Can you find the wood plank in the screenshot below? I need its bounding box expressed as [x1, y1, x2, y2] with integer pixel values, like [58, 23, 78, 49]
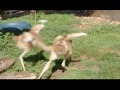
[0, 72, 36, 79]
[0, 58, 15, 73]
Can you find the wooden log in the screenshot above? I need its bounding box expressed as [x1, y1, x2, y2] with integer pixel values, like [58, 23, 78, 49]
[0, 58, 15, 73]
[0, 72, 36, 79]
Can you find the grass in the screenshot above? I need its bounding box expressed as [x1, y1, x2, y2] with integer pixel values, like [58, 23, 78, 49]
[0, 12, 120, 79]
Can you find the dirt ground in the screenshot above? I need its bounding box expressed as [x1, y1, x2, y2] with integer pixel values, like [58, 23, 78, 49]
[73, 16, 120, 31]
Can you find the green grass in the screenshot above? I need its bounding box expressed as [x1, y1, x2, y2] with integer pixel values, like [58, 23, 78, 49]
[0, 12, 120, 79]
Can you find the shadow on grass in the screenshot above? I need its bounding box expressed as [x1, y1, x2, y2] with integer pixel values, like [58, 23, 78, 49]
[24, 50, 48, 66]
[46, 58, 81, 79]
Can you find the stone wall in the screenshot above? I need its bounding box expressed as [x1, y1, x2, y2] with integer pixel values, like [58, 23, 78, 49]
[91, 10, 120, 21]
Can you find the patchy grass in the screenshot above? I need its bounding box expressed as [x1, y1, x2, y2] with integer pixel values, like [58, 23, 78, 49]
[0, 12, 120, 79]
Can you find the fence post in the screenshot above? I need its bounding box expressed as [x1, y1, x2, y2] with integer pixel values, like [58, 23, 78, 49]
[8, 10, 13, 17]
